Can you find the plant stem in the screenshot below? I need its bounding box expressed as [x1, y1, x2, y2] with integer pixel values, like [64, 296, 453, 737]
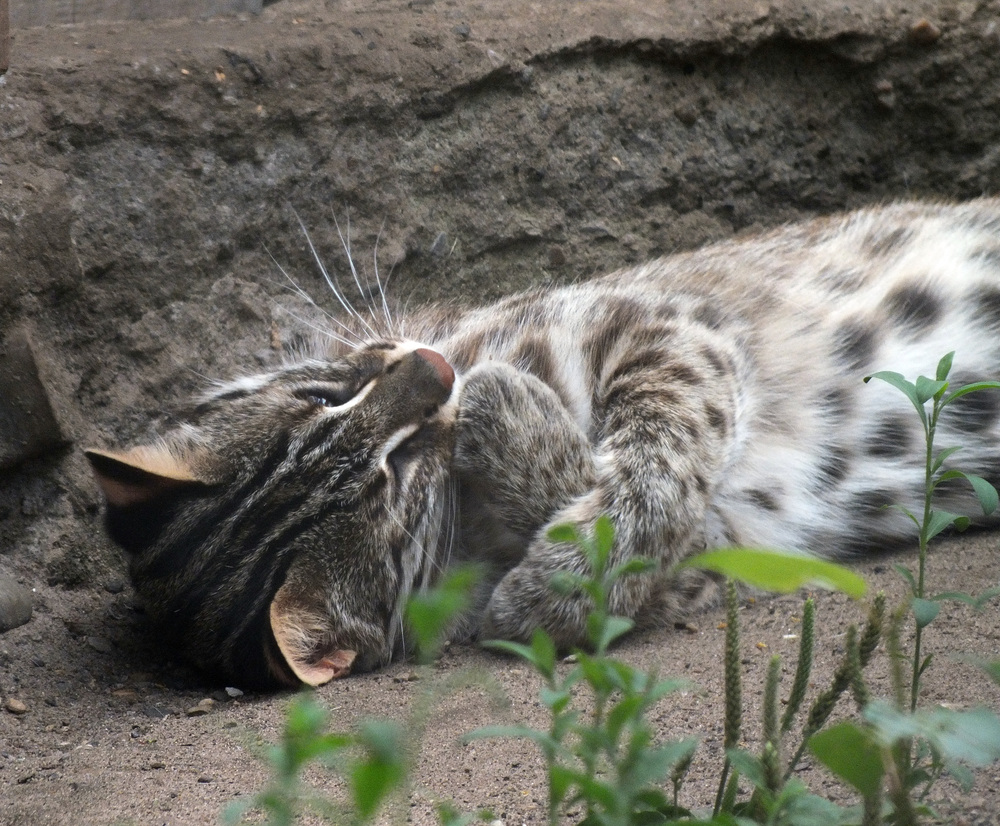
[911, 397, 939, 713]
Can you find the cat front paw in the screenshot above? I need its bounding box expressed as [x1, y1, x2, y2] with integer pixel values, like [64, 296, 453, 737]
[482, 558, 592, 648]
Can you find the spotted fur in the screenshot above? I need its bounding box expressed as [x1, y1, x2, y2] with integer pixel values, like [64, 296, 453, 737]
[88, 199, 1000, 687]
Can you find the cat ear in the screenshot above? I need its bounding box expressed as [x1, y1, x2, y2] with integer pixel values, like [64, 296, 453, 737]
[268, 582, 357, 686]
[85, 446, 211, 507]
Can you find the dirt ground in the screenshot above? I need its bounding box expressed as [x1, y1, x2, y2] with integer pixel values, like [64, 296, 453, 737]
[1, 0, 1000, 823]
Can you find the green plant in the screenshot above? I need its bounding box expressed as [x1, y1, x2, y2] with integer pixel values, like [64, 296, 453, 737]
[865, 352, 1000, 712]
[799, 353, 1000, 822]
[223, 693, 407, 826]
[473, 527, 884, 826]
[470, 517, 697, 826]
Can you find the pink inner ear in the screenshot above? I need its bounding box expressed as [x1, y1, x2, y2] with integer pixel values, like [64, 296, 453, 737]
[85, 447, 204, 508]
[95, 473, 192, 508]
[306, 649, 358, 685]
[268, 594, 357, 686]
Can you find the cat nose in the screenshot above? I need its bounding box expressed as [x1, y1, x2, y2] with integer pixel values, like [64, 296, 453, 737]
[414, 348, 455, 392]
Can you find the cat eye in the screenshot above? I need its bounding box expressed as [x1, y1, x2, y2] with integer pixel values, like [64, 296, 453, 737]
[295, 387, 355, 408]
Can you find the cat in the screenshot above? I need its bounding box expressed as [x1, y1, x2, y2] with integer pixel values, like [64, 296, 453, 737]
[86, 198, 1000, 689]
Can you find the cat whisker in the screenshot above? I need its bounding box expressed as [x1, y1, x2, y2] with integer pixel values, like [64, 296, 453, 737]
[332, 212, 384, 333]
[293, 210, 379, 340]
[281, 308, 359, 351]
[371, 219, 395, 336]
[263, 245, 367, 347]
[384, 503, 448, 586]
[443, 477, 459, 572]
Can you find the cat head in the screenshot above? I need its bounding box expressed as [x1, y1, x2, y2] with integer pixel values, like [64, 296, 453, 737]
[86, 343, 457, 688]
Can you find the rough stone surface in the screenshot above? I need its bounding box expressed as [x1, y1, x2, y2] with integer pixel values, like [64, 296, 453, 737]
[0, 574, 31, 632]
[0, 330, 65, 472]
[0, 1, 998, 824]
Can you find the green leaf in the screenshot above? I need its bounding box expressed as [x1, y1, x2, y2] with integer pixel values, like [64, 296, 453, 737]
[935, 470, 999, 515]
[350, 721, 407, 821]
[529, 629, 557, 681]
[546, 522, 581, 545]
[482, 634, 559, 681]
[808, 722, 884, 798]
[405, 565, 479, 662]
[595, 615, 634, 652]
[935, 351, 955, 382]
[593, 514, 615, 559]
[932, 445, 963, 473]
[682, 548, 866, 599]
[222, 797, 254, 826]
[548, 764, 576, 811]
[779, 787, 855, 826]
[973, 585, 1000, 610]
[865, 370, 927, 424]
[549, 570, 589, 596]
[912, 597, 940, 629]
[629, 740, 700, 788]
[931, 707, 1000, 766]
[915, 375, 948, 404]
[925, 509, 970, 542]
[963, 473, 999, 515]
[943, 380, 1000, 406]
[725, 748, 767, 789]
[974, 659, 1000, 686]
[540, 685, 571, 714]
[609, 557, 659, 581]
[464, 724, 560, 752]
[893, 563, 917, 594]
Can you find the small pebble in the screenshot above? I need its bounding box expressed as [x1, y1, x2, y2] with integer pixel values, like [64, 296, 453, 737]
[224, 686, 244, 699]
[142, 705, 170, 720]
[149, 761, 165, 770]
[674, 101, 700, 126]
[5, 698, 29, 714]
[103, 579, 125, 594]
[197, 775, 214, 783]
[909, 19, 941, 44]
[185, 698, 215, 717]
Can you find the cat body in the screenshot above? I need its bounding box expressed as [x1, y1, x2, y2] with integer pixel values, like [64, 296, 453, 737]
[87, 199, 1000, 687]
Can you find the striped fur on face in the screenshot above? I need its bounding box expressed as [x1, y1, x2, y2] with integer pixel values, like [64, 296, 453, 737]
[87, 344, 457, 687]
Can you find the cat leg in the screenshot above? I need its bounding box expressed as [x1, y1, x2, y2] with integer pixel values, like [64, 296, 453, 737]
[453, 362, 597, 568]
[483, 335, 739, 648]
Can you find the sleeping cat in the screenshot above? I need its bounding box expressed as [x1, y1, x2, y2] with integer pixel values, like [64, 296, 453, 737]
[86, 199, 1000, 688]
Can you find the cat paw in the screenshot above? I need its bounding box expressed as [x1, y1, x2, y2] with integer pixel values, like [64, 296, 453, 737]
[482, 558, 592, 648]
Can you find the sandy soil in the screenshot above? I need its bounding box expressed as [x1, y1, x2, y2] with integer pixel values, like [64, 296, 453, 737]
[1, 1, 999, 823]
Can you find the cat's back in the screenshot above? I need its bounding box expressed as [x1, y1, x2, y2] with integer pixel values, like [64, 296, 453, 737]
[423, 198, 1000, 396]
